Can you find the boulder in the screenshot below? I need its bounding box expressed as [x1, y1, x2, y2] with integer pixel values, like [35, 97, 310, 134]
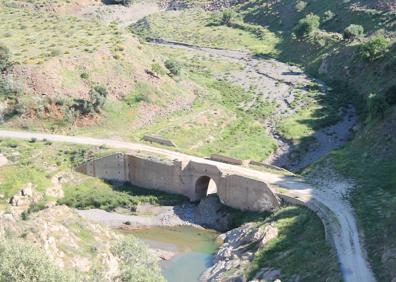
[21, 183, 34, 197]
[252, 267, 281, 281]
[9, 183, 37, 207]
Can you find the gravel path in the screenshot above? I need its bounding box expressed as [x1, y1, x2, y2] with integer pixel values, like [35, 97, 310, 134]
[0, 130, 376, 282]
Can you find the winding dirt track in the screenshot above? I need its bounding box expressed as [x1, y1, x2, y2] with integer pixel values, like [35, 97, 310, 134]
[0, 130, 375, 282]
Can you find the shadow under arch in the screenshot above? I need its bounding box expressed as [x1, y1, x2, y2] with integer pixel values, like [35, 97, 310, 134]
[195, 176, 218, 199]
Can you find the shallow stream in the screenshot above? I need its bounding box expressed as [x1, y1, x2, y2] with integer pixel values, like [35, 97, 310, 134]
[130, 226, 219, 282]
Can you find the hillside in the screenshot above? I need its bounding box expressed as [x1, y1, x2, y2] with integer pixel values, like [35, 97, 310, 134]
[130, 0, 396, 280]
[0, 0, 395, 281]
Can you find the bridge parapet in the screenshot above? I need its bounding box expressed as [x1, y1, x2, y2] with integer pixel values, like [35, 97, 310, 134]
[76, 153, 280, 212]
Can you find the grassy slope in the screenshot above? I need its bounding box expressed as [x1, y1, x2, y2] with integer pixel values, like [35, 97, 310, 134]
[249, 207, 341, 282]
[233, 1, 396, 280]
[131, 6, 345, 154]
[238, 0, 396, 106]
[133, 8, 280, 54]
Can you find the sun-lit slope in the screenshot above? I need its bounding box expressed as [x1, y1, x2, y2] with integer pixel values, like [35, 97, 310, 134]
[0, 5, 197, 131]
[132, 8, 279, 55]
[0, 3, 279, 162]
[237, 0, 396, 104]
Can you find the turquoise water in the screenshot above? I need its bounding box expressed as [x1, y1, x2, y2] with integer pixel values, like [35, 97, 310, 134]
[130, 226, 219, 282]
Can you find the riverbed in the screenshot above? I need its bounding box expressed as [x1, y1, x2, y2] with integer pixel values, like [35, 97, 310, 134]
[126, 226, 219, 282]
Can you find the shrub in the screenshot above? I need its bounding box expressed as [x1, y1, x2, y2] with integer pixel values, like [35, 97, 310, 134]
[89, 85, 108, 112]
[367, 93, 388, 120]
[72, 99, 94, 115]
[360, 35, 390, 61]
[80, 72, 89, 80]
[0, 239, 73, 282]
[294, 13, 320, 39]
[295, 1, 307, 12]
[323, 10, 335, 22]
[221, 9, 235, 26]
[112, 237, 165, 282]
[123, 82, 151, 105]
[150, 63, 165, 77]
[0, 43, 10, 71]
[343, 24, 364, 40]
[164, 59, 181, 76]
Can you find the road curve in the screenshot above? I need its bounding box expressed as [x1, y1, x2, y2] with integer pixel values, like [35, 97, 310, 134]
[0, 130, 375, 282]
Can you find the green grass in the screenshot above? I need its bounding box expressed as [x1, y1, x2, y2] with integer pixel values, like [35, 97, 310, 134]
[0, 7, 124, 64]
[248, 206, 341, 281]
[0, 166, 51, 199]
[132, 9, 279, 55]
[58, 177, 187, 211]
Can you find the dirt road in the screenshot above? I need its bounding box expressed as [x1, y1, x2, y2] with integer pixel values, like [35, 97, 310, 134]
[0, 130, 375, 282]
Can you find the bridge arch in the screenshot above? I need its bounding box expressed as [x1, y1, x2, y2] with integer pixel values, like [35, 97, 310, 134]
[195, 176, 218, 199]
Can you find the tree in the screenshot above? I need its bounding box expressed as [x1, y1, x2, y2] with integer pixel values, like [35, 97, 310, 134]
[367, 93, 388, 120]
[294, 13, 320, 39]
[0, 43, 10, 71]
[164, 59, 181, 76]
[343, 24, 364, 40]
[360, 35, 390, 61]
[89, 85, 108, 112]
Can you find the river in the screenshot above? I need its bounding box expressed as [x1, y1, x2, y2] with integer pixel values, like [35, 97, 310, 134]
[129, 226, 219, 282]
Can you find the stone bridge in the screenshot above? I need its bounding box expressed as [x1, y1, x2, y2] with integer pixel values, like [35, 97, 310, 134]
[76, 153, 280, 212]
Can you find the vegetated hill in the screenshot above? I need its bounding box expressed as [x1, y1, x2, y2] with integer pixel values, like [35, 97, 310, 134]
[226, 0, 396, 280]
[138, 0, 396, 280]
[0, 1, 281, 161]
[0, 2, 197, 131]
[237, 0, 396, 107]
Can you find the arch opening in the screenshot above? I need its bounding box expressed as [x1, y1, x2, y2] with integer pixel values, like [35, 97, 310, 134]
[195, 176, 218, 199]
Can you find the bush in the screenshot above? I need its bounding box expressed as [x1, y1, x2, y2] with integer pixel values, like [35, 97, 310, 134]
[89, 85, 108, 112]
[80, 72, 89, 80]
[367, 93, 388, 120]
[112, 237, 165, 282]
[343, 24, 364, 40]
[0, 43, 10, 71]
[150, 63, 165, 77]
[360, 35, 390, 61]
[221, 9, 235, 26]
[165, 59, 181, 76]
[323, 10, 335, 22]
[0, 239, 73, 282]
[294, 13, 320, 39]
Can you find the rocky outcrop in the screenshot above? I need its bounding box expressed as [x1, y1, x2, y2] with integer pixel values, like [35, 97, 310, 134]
[202, 222, 279, 282]
[9, 183, 41, 207]
[0, 206, 121, 279]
